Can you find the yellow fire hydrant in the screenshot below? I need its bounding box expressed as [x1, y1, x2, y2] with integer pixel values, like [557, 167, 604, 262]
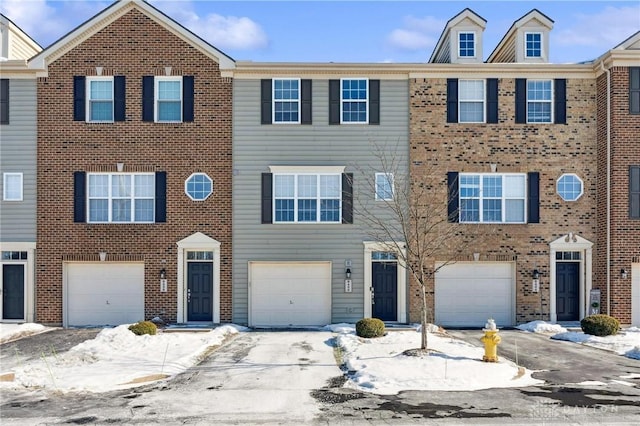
[480, 318, 501, 362]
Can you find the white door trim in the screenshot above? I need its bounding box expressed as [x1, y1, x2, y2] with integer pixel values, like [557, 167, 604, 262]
[177, 232, 221, 324]
[0, 242, 36, 323]
[549, 234, 593, 322]
[632, 263, 640, 326]
[363, 241, 407, 322]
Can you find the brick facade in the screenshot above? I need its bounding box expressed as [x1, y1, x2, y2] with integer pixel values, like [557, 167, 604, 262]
[36, 9, 233, 325]
[409, 76, 598, 324]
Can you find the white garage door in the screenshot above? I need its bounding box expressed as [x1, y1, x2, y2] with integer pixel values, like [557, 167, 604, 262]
[249, 262, 331, 327]
[435, 262, 514, 327]
[66, 263, 144, 327]
[632, 264, 640, 326]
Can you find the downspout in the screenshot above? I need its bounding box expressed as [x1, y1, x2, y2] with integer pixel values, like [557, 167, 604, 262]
[600, 61, 611, 316]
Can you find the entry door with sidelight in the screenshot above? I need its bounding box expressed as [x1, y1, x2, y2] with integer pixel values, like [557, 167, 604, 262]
[372, 252, 398, 321]
[187, 251, 214, 322]
[556, 262, 579, 321]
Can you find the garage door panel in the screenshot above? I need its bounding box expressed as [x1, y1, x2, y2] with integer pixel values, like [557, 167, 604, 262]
[67, 263, 144, 327]
[435, 263, 514, 327]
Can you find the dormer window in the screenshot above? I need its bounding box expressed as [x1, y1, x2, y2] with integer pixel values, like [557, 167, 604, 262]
[459, 32, 475, 57]
[525, 32, 542, 58]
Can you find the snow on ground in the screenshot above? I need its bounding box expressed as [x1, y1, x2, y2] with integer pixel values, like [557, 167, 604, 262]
[517, 320, 640, 360]
[0, 323, 54, 343]
[333, 326, 542, 395]
[0, 324, 246, 393]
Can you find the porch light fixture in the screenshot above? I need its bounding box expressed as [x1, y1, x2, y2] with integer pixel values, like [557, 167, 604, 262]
[621, 269, 628, 279]
[346, 268, 351, 279]
[160, 268, 166, 280]
[532, 269, 540, 280]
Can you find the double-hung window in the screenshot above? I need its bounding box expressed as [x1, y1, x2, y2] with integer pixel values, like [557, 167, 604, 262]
[375, 173, 394, 200]
[459, 173, 526, 223]
[459, 80, 485, 123]
[2, 172, 23, 201]
[458, 32, 475, 57]
[341, 78, 368, 123]
[273, 173, 341, 223]
[527, 80, 552, 123]
[155, 77, 182, 122]
[87, 77, 114, 122]
[273, 78, 300, 123]
[88, 173, 155, 223]
[525, 32, 542, 58]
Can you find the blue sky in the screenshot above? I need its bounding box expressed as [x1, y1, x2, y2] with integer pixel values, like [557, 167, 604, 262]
[2, 0, 639, 63]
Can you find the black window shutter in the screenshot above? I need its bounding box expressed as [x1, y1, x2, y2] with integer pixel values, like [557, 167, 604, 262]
[369, 79, 380, 124]
[261, 173, 273, 224]
[73, 171, 86, 223]
[342, 173, 353, 224]
[447, 172, 459, 223]
[515, 78, 527, 124]
[114, 76, 126, 122]
[73, 76, 85, 121]
[630, 166, 640, 218]
[446, 79, 458, 123]
[527, 172, 540, 224]
[0, 79, 8, 124]
[630, 67, 640, 114]
[142, 76, 154, 122]
[260, 79, 272, 124]
[182, 76, 194, 122]
[554, 79, 566, 124]
[155, 172, 167, 223]
[486, 78, 499, 123]
[329, 79, 340, 125]
[301, 79, 312, 124]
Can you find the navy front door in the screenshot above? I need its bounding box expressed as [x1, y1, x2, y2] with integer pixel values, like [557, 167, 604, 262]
[2, 264, 25, 320]
[556, 262, 579, 321]
[372, 262, 397, 321]
[187, 262, 213, 322]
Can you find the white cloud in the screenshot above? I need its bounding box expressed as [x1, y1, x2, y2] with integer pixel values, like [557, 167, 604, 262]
[386, 15, 444, 51]
[556, 5, 640, 48]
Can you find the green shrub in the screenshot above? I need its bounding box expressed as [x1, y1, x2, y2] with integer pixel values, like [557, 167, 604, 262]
[128, 320, 157, 336]
[580, 314, 620, 337]
[356, 318, 385, 338]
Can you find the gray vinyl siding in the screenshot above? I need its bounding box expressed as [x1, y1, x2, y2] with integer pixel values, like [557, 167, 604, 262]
[0, 78, 37, 242]
[232, 78, 409, 325]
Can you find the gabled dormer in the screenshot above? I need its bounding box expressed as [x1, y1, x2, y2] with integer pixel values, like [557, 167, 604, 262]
[487, 9, 553, 64]
[0, 13, 42, 60]
[429, 8, 487, 64]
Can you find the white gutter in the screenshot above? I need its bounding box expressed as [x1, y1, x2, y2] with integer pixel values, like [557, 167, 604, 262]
[600, 61, 611, 316]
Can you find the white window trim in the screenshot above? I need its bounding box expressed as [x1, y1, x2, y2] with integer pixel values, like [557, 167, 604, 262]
[458, 79, 486, 123]
[458, 31, 476, 59]
[375, 172, 394, 200]
[87, 172, 155, 223]
[556, 173, 584, 202]
[185, 172, 213, 201]
[524, 32, 543, 58]
[459, 173, 527, 224]
[526, 79, 554, 124]
[272, 78, 301, 124]
[86, 76, 114, 123]
[2, 172, 23, 201]
[273, 173, 342, 224]
[340, 77, 369, 124]
[154, 76, 183, 123]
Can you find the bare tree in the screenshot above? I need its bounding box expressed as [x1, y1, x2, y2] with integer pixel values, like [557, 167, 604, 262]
[353, 142, 478, 351]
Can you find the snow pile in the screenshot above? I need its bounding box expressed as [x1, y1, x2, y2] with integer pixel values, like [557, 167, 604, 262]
[0, 323, 53, 343]
[517, 320, 567, 334]
[552, 327, 640, 360]
[323, 323, 355, 333]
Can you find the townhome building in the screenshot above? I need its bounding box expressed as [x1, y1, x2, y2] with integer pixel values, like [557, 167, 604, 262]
[0, 14, 41, 323]
[30, 0, 234, 327]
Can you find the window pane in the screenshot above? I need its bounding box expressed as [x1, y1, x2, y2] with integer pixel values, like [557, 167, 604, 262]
[459, 102, 483, 122]
[90, 101, 113, 121]
[526, 33, 542, 57]
[460, 199, 479, 222]
[527, 81, 552, 101]
[483, 176, 502, 197]
[89, 175, 109, 197]
[158, 81, 180, 100]
[459, 175, 480, 197]
[4, 174, 22, 200]
[274, 175, 295, 197]
[459, 33, 474, 57]
[297, 175, 317, 197]
[483, 199, 502, 221]
[505, 199, 525, 222]
[186, 174, 212, 200]
[297, 199, 317, 221]
[505, 175, 525, 197]
[459, 80, 484, 100]
[320, 175, 340, 198]
[90, 81, 112, 100]
[135, 174, 155, 197]
[342, 79, 367, 122]
[89, 199, 108, 222]
[111, 175, 131, 197]
[376, 173, 393, 199]
[158, 102, 181, 121]
[320, 199, 340, 222]
[134, 199, 154, 222]
[557, 174, 582, 201]
[274, 79, 299, 100]
[275, 199, 294, 222]
[112, 199, 131, 222]
[527, 102, 551, 123]
[343, 101, 367, 122]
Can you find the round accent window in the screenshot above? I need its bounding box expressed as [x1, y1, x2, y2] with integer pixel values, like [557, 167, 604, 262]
[556, 174, 583, 201]
[185, 173, 213, 201]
